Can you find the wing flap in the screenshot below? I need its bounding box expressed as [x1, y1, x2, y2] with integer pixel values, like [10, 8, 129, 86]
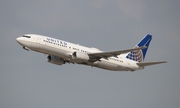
[137, 61, 167, 67]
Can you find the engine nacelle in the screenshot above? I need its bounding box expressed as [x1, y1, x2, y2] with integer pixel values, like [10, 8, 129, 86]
[47, 55, 65, 65]
[71, 52, 89, 63]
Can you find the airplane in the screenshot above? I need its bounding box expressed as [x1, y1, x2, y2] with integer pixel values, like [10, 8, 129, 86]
[16, 34, 166, 71]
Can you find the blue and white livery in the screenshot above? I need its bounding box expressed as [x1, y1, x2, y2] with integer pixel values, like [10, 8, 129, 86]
[126, 34, 152, 62]
[16, 34, 166, 71]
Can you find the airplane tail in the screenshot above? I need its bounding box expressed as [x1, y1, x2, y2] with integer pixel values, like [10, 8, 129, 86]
[126, 34, 152, 62]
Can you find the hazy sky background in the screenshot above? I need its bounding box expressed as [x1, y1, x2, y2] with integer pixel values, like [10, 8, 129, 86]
[0, 0, 180, 108]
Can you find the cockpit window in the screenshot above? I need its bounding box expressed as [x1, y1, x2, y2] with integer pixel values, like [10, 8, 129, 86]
[23, 36, 31, 38]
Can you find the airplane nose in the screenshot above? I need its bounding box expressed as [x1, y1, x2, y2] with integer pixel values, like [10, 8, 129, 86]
[16, 37, 24, 45]
[16, 37, 20, 42]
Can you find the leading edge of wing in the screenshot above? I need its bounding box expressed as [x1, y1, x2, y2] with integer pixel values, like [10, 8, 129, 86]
[88, 46, 147, 60]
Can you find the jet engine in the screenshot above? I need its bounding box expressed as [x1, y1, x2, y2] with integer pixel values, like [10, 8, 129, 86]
[47, 55, 65, 65]
[71, 52, 89, 63]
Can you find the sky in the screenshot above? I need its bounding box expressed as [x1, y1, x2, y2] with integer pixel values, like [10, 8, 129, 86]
[0, 0, 180, 108]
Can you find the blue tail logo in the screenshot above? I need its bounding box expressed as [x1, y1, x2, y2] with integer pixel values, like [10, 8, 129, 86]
[126, 34, 152, 62]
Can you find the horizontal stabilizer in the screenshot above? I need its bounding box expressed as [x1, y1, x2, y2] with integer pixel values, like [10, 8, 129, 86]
[137, 61, 167, 67]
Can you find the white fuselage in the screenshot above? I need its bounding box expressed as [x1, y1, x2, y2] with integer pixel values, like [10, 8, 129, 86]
[16, 34, 143, 71]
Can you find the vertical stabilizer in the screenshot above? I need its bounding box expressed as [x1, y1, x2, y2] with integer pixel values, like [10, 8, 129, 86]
[126, 34, 152, 62]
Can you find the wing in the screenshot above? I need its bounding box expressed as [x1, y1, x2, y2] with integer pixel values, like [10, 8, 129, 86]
[137, 61, 167, 67]
[88, 46, 147, 61]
